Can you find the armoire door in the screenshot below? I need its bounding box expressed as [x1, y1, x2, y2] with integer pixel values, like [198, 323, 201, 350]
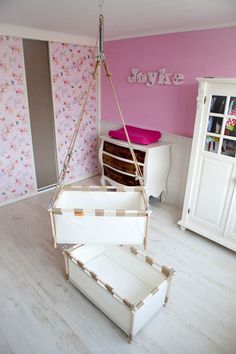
[224, 165, 236, 240]
[187, 84, 236, 238]
[23, 39, 58, 190]
[189, 155, 235, 236]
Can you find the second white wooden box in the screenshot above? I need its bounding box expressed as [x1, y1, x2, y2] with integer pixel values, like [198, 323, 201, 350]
[64, 245, 174, 341]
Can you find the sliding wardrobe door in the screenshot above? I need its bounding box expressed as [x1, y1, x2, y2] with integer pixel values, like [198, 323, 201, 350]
[49, 42, 98, 183]
[23, 39, 57, 189]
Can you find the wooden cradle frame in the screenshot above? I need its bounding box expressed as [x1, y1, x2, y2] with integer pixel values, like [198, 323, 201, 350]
[64, 245, 175, 342]
[47, 15, 152, 249]
[48, 185, 151, 248]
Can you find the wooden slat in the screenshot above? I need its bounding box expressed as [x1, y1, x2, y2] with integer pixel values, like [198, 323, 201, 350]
[123, 298, 135, 310]
[162, 265, 172, 278]
[130, 246, 138, 255]
[145, 255, 154, 265]
[105, 284, 115, 294]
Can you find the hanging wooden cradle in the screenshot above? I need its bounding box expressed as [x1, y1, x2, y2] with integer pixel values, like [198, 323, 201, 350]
[48, 11, 151, 249]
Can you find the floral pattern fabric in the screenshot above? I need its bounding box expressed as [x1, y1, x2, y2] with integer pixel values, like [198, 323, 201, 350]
[49, 42, 98, 183]
[0, 36, 37, 203]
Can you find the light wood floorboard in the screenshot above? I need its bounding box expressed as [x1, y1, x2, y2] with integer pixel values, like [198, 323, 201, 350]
[0, 177, 236, 354]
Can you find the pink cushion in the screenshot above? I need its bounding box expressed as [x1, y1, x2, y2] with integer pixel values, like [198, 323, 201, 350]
[108, 125, 161, 145]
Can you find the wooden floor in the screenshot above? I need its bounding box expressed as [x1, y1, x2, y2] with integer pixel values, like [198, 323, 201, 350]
[0, 177, 236, 354]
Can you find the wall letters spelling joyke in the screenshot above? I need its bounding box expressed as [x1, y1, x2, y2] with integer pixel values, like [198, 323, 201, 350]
[127, 68, 184, 86]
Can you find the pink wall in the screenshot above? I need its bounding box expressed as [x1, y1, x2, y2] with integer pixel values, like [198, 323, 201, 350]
[101, 27, 236, 137]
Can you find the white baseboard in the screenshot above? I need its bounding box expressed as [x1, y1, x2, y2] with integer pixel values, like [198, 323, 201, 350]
[99, 120, 192, 209]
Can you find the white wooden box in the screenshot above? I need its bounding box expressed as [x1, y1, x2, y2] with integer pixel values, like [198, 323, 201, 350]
[49, 185, 151, 248]
[64, 245, 174, 341]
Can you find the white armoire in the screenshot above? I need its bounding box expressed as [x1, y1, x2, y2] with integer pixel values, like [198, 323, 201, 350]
[179, 78, 236, 251]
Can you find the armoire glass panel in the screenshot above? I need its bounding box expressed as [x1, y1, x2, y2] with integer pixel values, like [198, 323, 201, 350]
[228, 97, 236, 116]
[207, 116, 223, 134]
[210, 95, 226, 114]
[204, 136, 220, 154]
[221, 139, 236, 158]
[224, 118, 236, 137]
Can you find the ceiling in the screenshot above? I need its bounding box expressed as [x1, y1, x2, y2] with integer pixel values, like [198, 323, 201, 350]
[0, 0, 236, 41]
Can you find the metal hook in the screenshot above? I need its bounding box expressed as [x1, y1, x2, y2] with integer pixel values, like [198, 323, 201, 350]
[99, 0, 104, 14]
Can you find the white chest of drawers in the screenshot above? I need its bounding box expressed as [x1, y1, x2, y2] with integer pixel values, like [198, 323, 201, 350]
[99, 136, 171, 199]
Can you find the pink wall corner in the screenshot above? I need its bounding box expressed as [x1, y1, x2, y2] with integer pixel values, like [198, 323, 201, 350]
[101, 27, 236, 137]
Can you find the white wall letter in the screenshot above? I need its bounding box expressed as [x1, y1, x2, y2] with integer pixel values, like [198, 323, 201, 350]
[146, 72, 158, 86]
[136, 72, 147, 84]
[157, 68, 166, 85]
[172, 73, 184, 85]
[127, 68, 139, 83]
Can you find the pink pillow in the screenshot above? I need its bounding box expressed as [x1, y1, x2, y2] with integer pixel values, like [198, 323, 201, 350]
[108, 125, 161, 145]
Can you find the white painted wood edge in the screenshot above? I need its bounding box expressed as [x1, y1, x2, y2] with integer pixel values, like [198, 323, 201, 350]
[178, 220, 236, 252]
[107, 23, 236, 41]
[196, 77, 236, 84]
[0, 23, 96, 46]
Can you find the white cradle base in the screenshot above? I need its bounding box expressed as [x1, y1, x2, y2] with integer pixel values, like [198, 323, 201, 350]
[64, 245, 174, 341]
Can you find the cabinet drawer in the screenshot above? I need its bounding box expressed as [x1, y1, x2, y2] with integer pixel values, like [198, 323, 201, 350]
[103, 141, 145, 163]
[103, 166, 140, 186]
[103, 153, 144, 174]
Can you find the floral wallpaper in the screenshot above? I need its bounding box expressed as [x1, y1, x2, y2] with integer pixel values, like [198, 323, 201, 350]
[0, 36, 37, 203]
[49, 42, 98, 183]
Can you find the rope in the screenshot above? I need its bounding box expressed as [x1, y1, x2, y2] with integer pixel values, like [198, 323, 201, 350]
[103, 59, 150, 208]
[58, 31, 100, 186]
[99, 0, 104, 15]
[48, 35, 100, 208]
[49, 71, 98, 208]
[49, 10, 150, 212]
